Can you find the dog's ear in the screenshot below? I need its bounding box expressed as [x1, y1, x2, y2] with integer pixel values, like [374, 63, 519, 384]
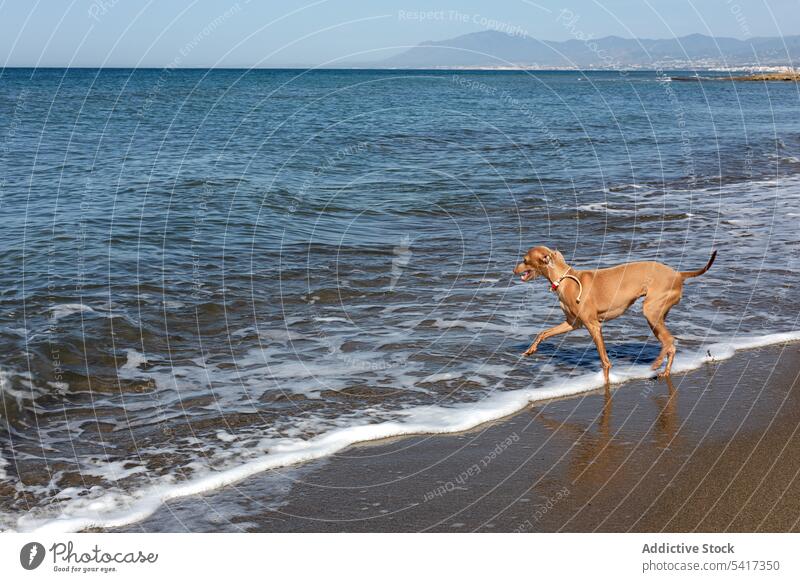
[554, 249, 565, 263]
[537, 246, 555, 267]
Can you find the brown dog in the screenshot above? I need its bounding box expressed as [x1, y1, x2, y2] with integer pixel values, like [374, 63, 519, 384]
[514, 247, 716, 382]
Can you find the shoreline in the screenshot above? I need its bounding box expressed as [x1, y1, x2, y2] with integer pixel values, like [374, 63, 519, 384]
[114, 341, 800, 532]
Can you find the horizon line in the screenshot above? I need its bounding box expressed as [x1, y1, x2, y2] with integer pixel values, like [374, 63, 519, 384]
[0, 65, 794, 71]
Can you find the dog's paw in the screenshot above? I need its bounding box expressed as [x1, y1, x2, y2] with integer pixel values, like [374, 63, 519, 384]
[522, 346, 538, 356]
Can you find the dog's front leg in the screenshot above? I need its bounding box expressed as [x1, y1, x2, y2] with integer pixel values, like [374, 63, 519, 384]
[585, 322, 612, 383]
[523, 321, 574, 356]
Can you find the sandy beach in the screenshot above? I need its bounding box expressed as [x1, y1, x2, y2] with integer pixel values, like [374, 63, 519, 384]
[113, 342, 800, 532]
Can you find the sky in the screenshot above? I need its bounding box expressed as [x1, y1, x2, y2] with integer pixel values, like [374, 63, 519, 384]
[1, 0, 798, 67]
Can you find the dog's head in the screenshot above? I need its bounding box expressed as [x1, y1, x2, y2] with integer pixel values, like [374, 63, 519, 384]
[514, 246, 561, 282]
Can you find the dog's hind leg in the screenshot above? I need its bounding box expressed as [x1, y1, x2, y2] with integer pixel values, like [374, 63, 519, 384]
[643, 291, 681, 377]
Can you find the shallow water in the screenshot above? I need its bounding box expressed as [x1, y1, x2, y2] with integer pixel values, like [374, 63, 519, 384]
[1, 69, 799, 531]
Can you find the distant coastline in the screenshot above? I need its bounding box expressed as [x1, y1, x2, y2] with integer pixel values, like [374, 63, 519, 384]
[378, 30, 800, 70]
[672, 68, 800, 81]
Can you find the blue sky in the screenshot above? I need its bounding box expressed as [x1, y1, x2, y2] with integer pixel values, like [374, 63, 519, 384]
[1, 0, 798, 67]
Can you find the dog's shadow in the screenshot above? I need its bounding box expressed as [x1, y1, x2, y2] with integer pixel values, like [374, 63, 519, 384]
[523, 341, 661, 370]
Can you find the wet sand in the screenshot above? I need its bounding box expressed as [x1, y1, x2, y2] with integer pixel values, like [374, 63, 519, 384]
[116, 342, 800, 532]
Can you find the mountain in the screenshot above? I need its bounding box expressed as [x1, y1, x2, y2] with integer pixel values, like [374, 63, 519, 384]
[378, 31, 800, 69]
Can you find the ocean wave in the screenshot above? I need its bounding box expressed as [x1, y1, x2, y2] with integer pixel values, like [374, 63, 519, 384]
[119, 349, 149, 375]
[48, 303, 97, 320]
[605, 183, 648, 192]
[576, 202, 636, 216]
[47, 303, 135, 325]
[432, 317, 534, 337]
[6, 330, 799, 533]
[0, 367, 42, 405]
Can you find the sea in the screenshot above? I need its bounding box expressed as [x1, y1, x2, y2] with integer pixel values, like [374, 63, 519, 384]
[1, 68, 799, 532]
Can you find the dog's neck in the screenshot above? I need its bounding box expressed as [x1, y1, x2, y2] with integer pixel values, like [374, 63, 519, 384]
[545, 260, 572, 285]
[545, 259, 584, 303]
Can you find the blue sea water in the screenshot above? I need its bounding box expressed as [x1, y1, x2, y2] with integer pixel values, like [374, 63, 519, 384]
[1, 68, 799, 531]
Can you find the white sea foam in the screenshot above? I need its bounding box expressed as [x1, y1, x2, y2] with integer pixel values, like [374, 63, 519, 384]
[602, 183, 649, 193]
[0, 368, 15, 482]
[421, 372, 461, 383]
[48, 303, 135, 324]
[8, 330, 799, 534]
[49, 303, 97, 320]
[82, 460, 148, 482]
[433, 318, 534, 336]
[119, 349, 148, 375]
[0, 366, 42, 405]
[216, 431, 238, 443]
[259, 329, 306, 343]
[576, 202, 636, 216]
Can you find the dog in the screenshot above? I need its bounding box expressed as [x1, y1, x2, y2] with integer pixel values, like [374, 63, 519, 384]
[513, 247, 717, 382]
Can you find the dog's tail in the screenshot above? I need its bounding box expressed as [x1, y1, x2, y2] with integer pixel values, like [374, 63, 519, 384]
[680, 250, 717, 280]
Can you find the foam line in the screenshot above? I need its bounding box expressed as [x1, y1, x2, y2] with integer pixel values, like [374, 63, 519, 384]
[9, 331, 800, 533]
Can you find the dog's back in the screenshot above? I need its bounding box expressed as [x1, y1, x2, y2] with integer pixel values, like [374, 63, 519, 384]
[584, 261, 680, 299]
